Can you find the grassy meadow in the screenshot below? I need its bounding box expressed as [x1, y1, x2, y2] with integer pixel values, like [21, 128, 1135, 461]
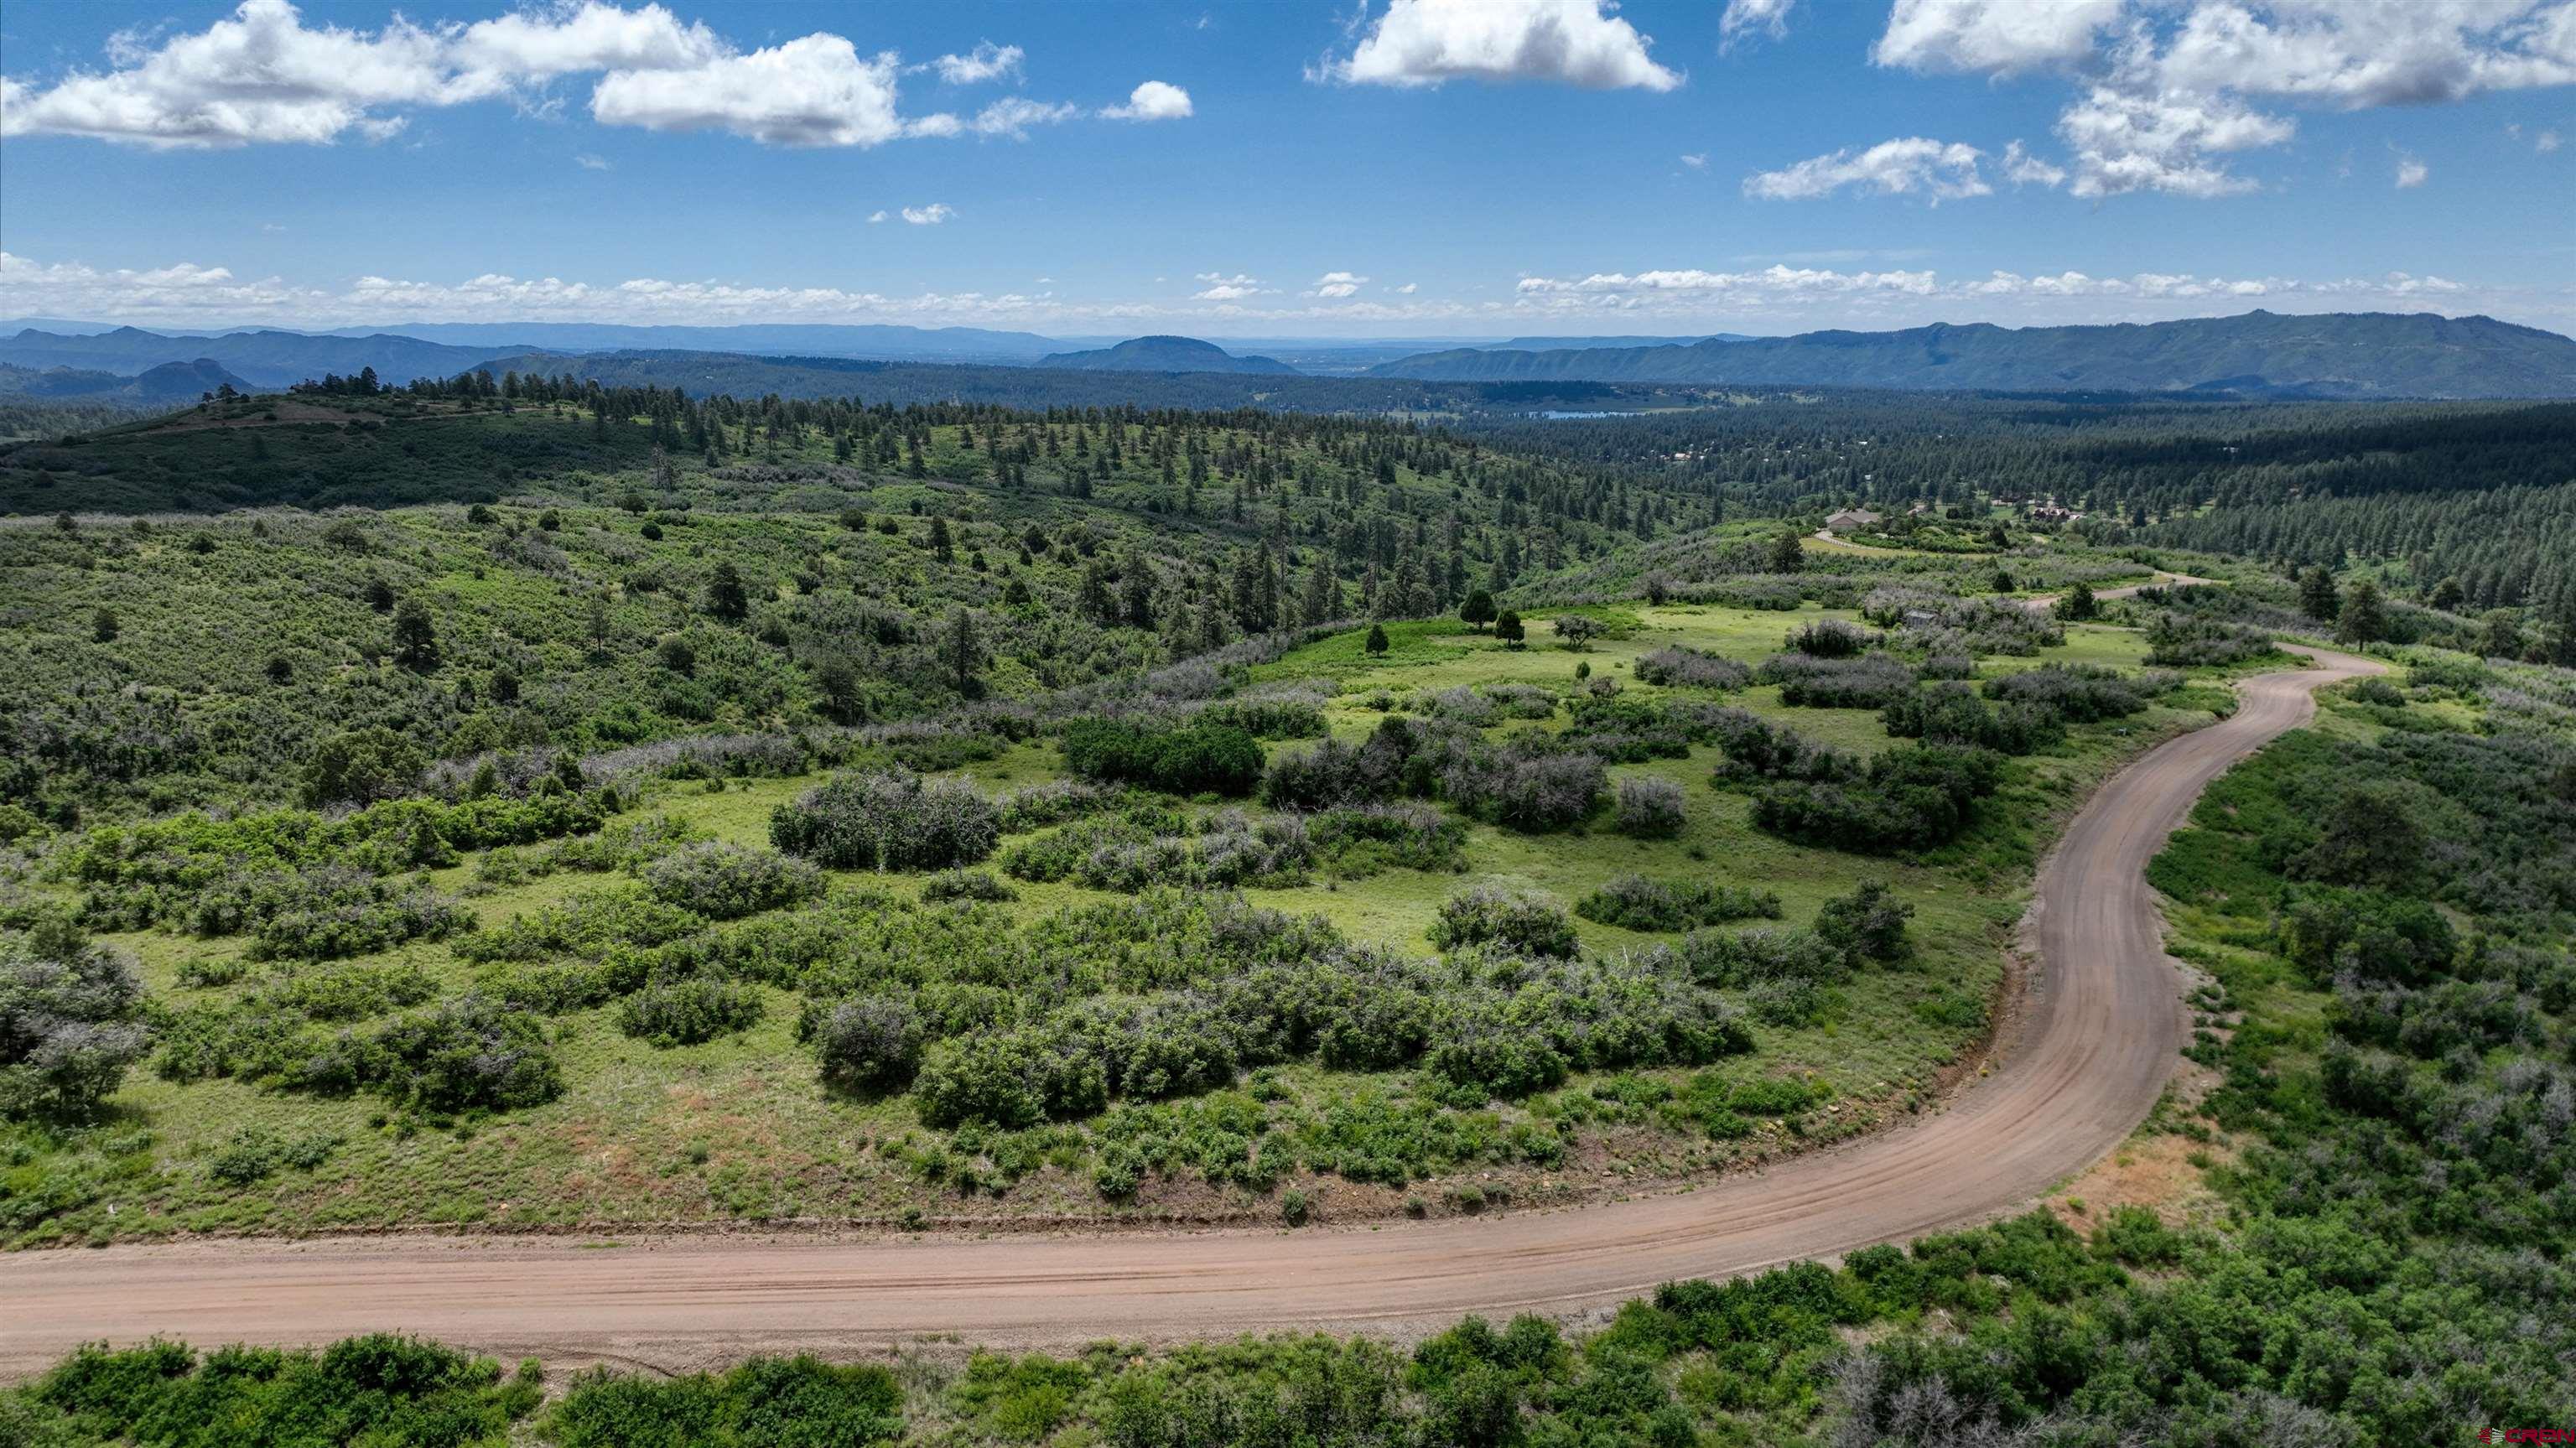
[8, 598, 2233, 1245]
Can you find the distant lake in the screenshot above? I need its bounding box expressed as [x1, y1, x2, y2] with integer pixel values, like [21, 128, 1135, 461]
[1531, 409, 1643, 419]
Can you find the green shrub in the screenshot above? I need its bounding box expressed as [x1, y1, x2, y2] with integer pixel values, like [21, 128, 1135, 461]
[1815, 880, 1915, 965]
[1752, 743, 2002, 854]
[1984, 664, 2153, 722]
[1060, 719, 1266, 797]
[1882, 682, 2066, 755]
[0, 932, 151, 1121]
[641, 842, 824, 920]
[1427, 886, 1579, 958]
[366, 995, 564, 1113]
[549, 1355, 902, 1447]
[806, 994, 922, 1092]
[615, 978, 764, 1047]
[299, 726, 427, 807]
[1613, 776, 1689, 838]
[1576, 875, 1783, 932]
[769, 769, 1000, 870]
[27, 1335, 537, 1445]
[919, 868, 1019, 903]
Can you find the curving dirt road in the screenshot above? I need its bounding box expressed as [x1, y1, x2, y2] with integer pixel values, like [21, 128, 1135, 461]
[0, 646, 2378, 1378]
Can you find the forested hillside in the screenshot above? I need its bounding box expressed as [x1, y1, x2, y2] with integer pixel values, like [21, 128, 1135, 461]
[1035, 335, 1299, 374]
[1478, 396, 2576, 620]
[452, 350, 1652, 412]
[1373, 310, 2576, 397]
[0, 374, 1701, 826]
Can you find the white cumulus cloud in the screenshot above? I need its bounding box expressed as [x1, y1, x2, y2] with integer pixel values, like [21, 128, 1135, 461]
[2395, 153, 2428, 187]
[1872, 0, 2125, 75]
[1720, 0, 1799, 47]
[1099, 80, 1193, 121]
[0, 0, 1156, 153]
[931, 42, 1022, 85]
[2054, 83, 2294, 197]
[1744, 136, 1995, 201]
[1311, 271, 1370, 298]
[1192, 271, 1273, 300]
[1871, 1, 2576, 201]
[2, 248, 2540, 334]
[969, 96, 1082, 138]
[591, 34, 932, 147]
[1311, 0, 1681, 91]
[2001, 138, 2067, 186]
[0, 0, 725, 147]
[901, 203, 955, 224]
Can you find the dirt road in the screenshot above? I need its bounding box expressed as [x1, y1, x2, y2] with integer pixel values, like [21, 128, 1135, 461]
[0, 646, 2378, 1378]
[2020, 572, 2215, 612]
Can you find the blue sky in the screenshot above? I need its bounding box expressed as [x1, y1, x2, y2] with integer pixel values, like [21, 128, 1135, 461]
[2, 0, 2571, 338]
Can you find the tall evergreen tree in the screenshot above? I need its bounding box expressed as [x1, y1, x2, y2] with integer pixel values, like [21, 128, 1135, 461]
[705, 562, 750, 622]
[2298, 566, 2342, 623]
[943, 607, 984, 697]
[391, 599, 440, 672]
[2335, 580, 2387, 645]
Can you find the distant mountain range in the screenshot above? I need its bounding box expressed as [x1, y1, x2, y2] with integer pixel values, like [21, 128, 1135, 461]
[5, 312, 2570, 402]
[0, 327, 517, 388]
[0, 357, 255, 402]
[1484, 334, 1752, 350]
[1368, 312, 2576, 399]
[1037, 335, 1300, 375]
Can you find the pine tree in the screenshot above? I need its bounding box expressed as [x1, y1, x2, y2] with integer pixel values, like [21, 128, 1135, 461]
[1769, 529, 1807, 573]
[1302, 563, 1335, 625]
[391, 599, 440, 672]
[2298, 566, 2341, 622]
[2544, 587, 2576, 667]
[705, 562, 750, 622]
[1364, 623, 1389, 657]
[2335, 580, 2386, 645]
[1122, 558, 1158, 630]
[1494, 610, 1524, 648]
[1461, 589, 1497, 632]
[944, 607, 984, 697]
[1078, 562, 1117, 625]
[815, 657, 863, 723]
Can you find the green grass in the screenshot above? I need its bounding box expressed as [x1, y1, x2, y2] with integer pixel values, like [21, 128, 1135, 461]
[4, 604, 2239, 1246]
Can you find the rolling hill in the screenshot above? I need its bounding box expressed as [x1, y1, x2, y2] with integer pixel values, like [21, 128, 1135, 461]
[1370, 311, 2576, 398]
[0, 356, 254, 402]
[1036, 335, 1301, 374]
[0, 327, 524, 388]
[1485, 333, 1753, 350]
